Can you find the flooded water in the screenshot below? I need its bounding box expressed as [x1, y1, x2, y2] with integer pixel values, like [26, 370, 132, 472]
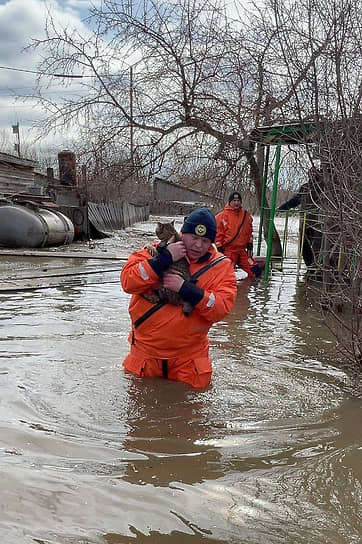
[0, 216, 361, 544]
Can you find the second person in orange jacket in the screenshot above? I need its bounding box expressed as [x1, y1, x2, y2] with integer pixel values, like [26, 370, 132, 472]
[215, 191, 263, 278]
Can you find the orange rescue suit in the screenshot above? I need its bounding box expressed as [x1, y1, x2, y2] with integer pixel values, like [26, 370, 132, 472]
[121, 243, 237, 388]
[215, 204, 256, 277]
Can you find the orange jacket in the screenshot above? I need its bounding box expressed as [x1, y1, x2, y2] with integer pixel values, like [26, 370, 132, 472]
[121, 243, 237, 359]
[215, 204, 253, 251]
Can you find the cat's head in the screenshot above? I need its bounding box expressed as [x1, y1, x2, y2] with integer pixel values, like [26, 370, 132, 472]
[156, 220, 176, 241]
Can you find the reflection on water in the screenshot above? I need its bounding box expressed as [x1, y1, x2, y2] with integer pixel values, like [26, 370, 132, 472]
[0, 254, 361, 543]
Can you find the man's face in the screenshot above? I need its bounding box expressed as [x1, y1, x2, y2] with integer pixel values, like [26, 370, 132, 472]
[230, 197, 242, 209]
[182, 233, 212, 261]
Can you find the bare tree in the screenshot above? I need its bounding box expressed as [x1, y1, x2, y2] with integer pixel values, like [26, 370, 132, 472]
[267, 0, 361, 369]
[0, 130, 13, 154]
[26, 0, 360, 258]
[24, 0, 283, 251]
[316, 120, 361, 370]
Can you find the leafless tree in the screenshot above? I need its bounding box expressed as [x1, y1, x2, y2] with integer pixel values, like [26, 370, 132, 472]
[268, 0, 361, 369]
[26, 0, 360, 261]
[315, 120, 361, 370]
[24, 0, 289, 252]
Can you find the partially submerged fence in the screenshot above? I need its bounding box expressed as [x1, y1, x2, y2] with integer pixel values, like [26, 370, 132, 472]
[88, 201, 149, 233]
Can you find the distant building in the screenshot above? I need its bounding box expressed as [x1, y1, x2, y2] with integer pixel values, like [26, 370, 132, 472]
[0, 151, 89, 240]
[0, 152, 40, 196]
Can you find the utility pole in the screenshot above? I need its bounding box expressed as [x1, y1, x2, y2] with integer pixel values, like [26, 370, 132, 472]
[129, 65, 134, 168]
[12, 122, 21, 158]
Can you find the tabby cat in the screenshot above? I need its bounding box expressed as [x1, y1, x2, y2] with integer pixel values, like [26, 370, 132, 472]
[143, 220, 193, 316]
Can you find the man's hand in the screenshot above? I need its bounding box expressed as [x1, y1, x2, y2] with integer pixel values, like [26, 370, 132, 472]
[162, 272, 185, 292]
[166, 241, 187, 262]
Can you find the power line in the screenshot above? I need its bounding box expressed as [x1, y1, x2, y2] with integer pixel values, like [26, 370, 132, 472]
[0, 64, 132, 79]
[0, 65, 84, 78]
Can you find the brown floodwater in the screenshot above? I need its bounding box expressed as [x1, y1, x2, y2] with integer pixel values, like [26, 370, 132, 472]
[0, 216, 361, 544]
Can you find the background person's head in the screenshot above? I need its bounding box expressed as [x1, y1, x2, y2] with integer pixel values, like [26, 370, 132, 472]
[181, 207, 216, 260]
[228, 191, 242, 209]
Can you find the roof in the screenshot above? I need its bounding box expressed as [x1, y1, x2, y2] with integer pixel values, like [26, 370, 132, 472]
[249, 121, 316, 146]
[0, 152, 39, 169]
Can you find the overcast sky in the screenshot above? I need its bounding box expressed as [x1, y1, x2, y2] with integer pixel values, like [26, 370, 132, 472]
[0, 0, 98, 154]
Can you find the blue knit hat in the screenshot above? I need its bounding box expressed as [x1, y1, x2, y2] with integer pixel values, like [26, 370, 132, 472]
[181, 207, 217, 242]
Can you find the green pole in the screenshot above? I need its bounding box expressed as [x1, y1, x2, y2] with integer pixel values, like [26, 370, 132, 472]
[257, 145, 269, 255]
[282, 211, 289, 262]
[263, 142, 281, 280]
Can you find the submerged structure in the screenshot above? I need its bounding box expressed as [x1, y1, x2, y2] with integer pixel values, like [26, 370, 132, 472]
[0, 198, 74, 248]
[0, 150, 149, 248]
[0, 150, 87, 247]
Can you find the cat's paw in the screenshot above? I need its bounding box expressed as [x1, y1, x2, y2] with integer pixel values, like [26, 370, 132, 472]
[144, 243, 157, 256]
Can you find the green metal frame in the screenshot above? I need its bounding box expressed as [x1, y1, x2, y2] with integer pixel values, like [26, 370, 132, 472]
[253, 122, 314, 280]
[257, 146, 269, 256]
[263, 142, 281, 280]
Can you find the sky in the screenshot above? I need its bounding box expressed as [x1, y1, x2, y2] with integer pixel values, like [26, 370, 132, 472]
[0, 0, 98, 155]
[0, 0, 253, 158]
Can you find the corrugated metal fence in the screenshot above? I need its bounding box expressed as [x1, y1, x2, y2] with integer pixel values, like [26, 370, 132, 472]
[88, 201, 149, 233]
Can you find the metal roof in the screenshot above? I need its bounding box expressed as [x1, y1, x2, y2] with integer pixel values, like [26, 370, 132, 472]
[249, 122, 316, 146]
[0, 152, 39, 168]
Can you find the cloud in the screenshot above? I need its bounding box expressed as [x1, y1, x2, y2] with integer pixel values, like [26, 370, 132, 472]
[0, 1, 43, 87]
[66, 0, 102, 9]
[0, 0, 91, 150]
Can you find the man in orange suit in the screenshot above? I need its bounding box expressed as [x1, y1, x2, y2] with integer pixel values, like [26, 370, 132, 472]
[121, 208, 237, 389]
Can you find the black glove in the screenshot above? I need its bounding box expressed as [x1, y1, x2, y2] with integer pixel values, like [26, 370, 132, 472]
[179, 281, 204, 305]
[246, 242, 253, 254]
[156, 241, 168, 252]
[251, 264, 262, 277]
[149, 244, 172, 276]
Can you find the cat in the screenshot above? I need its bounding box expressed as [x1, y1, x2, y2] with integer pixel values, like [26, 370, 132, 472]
[143, 220, 193, 316]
